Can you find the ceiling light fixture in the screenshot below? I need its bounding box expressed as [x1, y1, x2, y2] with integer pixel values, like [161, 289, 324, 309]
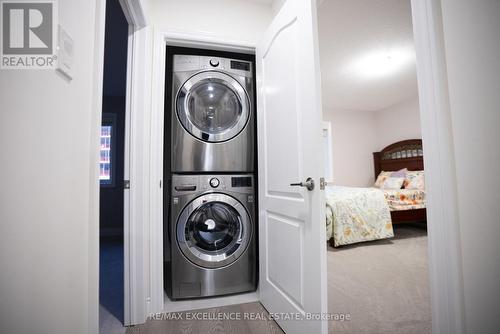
[345, 46, 415, 80]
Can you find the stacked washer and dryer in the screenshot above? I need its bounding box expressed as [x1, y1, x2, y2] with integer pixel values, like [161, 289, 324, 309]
[165, 51, 257, 300]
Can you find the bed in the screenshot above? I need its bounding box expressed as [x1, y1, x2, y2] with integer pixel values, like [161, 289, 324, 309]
[326, 186, 394, 247]
[327, 139, 426, 247]
[373, 139, 427, 224]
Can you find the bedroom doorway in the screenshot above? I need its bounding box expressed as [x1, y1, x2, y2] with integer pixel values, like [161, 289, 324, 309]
[318, 1, 430, 333]
[99, 0, 132, 332]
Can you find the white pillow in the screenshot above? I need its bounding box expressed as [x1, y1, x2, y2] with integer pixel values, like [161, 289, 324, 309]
[380, 177, 405, 189]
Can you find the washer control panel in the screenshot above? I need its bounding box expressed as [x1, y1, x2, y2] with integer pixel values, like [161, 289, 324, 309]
[172, 174, 254, 195]
[209, 177, 220, 188]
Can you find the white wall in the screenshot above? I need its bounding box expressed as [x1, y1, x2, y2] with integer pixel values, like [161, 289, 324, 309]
[139, 0, 150, 20]
[324, 97, 422, 187]
[148, 0, 273, 46]
[0, 0, 101, 333]
[323, 109, 378, 187]
[272, 0, 286, 15]
[374, 96, 421, 150]
[440, 1, 500, 333]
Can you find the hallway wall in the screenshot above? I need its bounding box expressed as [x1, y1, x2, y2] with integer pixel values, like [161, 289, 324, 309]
[148, 0, 273, 46]
[0, 1, 102, 333]
[440, 0, 500, 332]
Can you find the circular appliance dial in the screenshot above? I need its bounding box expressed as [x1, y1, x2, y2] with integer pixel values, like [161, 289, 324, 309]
[209, 178, 220, 188]
[209, 59, 219, 67]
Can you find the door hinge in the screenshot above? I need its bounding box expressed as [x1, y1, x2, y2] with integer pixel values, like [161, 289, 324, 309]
[124, 180, 130, 189]
[320, 178, 333, 190]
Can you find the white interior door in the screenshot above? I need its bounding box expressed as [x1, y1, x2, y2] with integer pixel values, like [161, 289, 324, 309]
[256, 0, 327, 333]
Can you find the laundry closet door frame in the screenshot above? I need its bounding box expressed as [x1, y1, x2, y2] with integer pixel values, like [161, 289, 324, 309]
[148, 30, 259, 317]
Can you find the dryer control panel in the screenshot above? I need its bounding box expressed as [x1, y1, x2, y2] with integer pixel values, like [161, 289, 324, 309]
[173, 55, 253, 78]
[171, 174, 254, 196]
[231, 176, 252, 187]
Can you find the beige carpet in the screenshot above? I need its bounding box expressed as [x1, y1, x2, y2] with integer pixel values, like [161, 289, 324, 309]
[328, 224, 431, 334]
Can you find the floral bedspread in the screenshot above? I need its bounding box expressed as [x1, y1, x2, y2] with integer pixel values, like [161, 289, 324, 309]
[383, 189, 426, 211]
[326, 186, 394, 247]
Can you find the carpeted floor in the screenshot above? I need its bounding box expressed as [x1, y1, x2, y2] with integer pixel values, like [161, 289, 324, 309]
[328, 224, 431, 334]
[100, 238, 126, 334]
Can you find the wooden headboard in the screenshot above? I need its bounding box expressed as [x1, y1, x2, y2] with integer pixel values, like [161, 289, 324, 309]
[373, 139, 424, 179]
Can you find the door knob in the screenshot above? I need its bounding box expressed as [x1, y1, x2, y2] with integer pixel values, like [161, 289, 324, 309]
[290, 177, 315, 191]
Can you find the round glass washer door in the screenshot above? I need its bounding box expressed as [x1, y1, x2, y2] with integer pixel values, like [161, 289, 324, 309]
[176, 71, 250, 143]
[176, 193, 251, 269]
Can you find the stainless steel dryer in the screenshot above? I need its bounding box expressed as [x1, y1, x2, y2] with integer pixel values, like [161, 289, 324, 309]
[171, 54, 255, 172]
[165, 174, 257, 300]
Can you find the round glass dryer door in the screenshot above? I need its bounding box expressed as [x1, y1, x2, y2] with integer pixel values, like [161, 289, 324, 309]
[176, 71, 250, 142]
[176, 193, 251, 268]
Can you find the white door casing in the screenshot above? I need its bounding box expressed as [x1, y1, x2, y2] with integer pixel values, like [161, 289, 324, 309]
[322, 121, 333, 182]
[119, 0, 151, 326]
[256, 0, 328, 333]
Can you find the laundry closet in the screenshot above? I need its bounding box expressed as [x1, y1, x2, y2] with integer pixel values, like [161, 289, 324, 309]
[127, 1, 328, 333]
[163, 47, 258, 300]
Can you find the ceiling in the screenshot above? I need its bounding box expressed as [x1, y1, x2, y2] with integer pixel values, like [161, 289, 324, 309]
[318, 0, 418, 111]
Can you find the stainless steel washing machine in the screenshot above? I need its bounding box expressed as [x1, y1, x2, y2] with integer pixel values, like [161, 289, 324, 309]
[165, 174, 257, 300]
[171, 54, 255, 172]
